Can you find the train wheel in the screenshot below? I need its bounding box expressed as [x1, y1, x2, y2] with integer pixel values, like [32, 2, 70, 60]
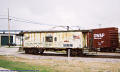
[113, 48, 116, 52]
[66, 49, 83, 56]
[71, 49, 78, 56]
[66, 49, 78, 56]
[77, 50, 83, 56]
[25, 49, 29, 54]
[28, 48, 34, 54]
[39, 49, 44, 54]
[33, 49, 39, 55]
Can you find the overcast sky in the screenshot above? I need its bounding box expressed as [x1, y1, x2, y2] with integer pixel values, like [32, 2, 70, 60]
[0, 0, 120, 31]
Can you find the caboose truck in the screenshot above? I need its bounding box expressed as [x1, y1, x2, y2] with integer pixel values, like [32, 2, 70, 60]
[22, 30, 95, 56]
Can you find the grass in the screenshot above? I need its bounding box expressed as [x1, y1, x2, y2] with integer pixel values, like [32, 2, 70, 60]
[0, 55, 120, 72]
[0, 59, 53, 72]
[55, 51, 66, 53]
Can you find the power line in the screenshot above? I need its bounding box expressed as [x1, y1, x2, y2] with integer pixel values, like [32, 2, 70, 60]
[0, 15, 81, 30]
[0, 15, 8, 16]
[0, 15, 38, 23]
[0, 15, 68, 26]
[0, 16, 56, 26]
[11, 18, 54, 26]
[10, 16, 58, 26]
[10, 16, 34, 23]
[0, 18, 8, 19]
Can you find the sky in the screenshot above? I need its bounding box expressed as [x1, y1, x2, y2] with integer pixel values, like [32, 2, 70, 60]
[0, 0, 120, 31]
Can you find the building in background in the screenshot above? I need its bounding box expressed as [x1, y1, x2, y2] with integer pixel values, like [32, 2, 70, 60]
[0, 30, 23, 47]
[13, 34, 23, 46]
[0, 33, 13, 46]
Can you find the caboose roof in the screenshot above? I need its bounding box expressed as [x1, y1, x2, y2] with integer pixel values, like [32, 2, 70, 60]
[21, 30, 89, 34]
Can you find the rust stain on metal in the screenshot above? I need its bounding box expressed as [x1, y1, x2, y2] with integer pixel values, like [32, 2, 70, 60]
[62, 33, 65, 40]
[31, 33, 32, 41]
[40, 33, 41, 42]
[52, 32, 54, 47]
[34, 33, 35, 41]
[65, 32, 67, 41]
[28, 33, 30, 39]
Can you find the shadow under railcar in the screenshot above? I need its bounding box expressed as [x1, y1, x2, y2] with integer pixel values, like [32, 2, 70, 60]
[22, 51, 120, 59]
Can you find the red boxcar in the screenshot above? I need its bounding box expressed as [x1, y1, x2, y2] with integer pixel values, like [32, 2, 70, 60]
[87, 27, 119, 52]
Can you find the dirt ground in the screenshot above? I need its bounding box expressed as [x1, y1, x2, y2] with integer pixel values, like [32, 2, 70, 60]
[0, 47, 120, 72]
[0, 56, 120, 72]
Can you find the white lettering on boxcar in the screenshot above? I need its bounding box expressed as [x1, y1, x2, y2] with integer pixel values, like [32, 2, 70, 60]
[94, 33, 105, 39]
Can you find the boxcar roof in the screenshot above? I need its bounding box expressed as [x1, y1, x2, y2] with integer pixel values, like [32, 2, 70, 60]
[92, 27, 118, 30]
[22, 30, 89, 33]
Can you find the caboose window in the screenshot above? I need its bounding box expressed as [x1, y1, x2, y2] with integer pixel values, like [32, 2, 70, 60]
[45, 36, 53, 42]
[54, 37, 57, 41]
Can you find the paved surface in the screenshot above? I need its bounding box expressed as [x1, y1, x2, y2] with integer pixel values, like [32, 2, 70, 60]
[0, 67, 17, 72]
[0, 47, 18, 55]
[0, 47, 120, 63]
[0, 67, 8, 70]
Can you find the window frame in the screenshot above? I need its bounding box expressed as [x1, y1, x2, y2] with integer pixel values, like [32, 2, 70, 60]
[45, 36, 53, 42]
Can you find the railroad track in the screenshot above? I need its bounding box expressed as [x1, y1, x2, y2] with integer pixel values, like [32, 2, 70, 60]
[115, 48, 120, 53]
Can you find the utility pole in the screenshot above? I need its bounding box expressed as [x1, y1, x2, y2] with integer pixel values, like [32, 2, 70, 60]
[67, 26, 70, 60]
[99, 24, 101, 28]
[8, 8, 10, 47]
[67, 26, 69, 31]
